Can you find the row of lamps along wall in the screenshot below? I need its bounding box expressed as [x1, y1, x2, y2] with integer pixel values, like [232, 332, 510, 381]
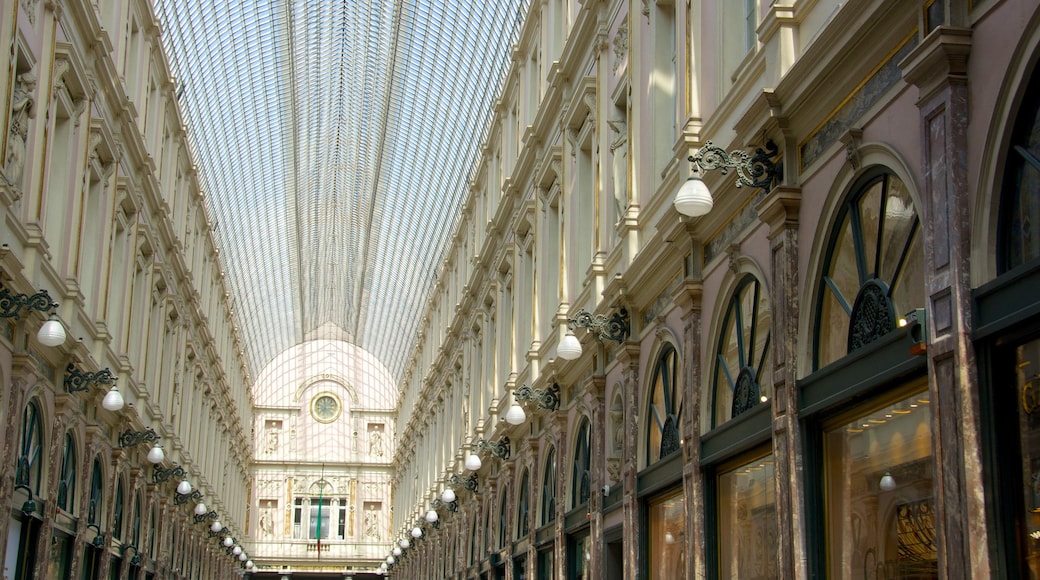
[0, 285, 253, 572]
[385, 138, 782, 573]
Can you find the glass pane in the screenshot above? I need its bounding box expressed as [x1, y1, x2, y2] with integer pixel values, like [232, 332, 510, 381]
[309, 500, 331, 539]
[648, 347, 681, 462]
[818, 213, 856, 368]
[857, 179, 883, 279]
[1000, 64, 1040, 272]
[648, 488, 685, 580]
[1015, 338, 1040, 572]
[542, 448, 556, 525]
[824, 389, 935, 578]
[718, 453, 776, 578]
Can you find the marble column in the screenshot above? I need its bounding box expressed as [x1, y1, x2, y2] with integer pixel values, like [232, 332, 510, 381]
[586, 374, 606, 580]
[617, 342, 640, 579]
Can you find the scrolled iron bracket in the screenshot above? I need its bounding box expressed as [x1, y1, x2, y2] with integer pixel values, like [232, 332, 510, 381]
[65, 364, 117, 394]
[153, 464, 186, 484]
[448, 473, 478, 493]
[118, 427, 160, 449]
[0, 287, 58, 319]
[568, 308, 630, 344]
[514, 383, 560, 411]
[473, 436, 510, 460]
[688, 139, 782, 192]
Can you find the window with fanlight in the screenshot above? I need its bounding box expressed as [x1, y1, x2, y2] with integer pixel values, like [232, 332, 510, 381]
[15, 399, 43, 494]
[712, 276, 771, 428]
[998, 61, 1040, 273]
[647, 345, 682, 464]
[516, 469, 530, 538]
[814, 168, 923, 370]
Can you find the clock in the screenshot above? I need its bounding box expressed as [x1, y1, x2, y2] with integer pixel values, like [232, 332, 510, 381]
[311, 393, 342, 423]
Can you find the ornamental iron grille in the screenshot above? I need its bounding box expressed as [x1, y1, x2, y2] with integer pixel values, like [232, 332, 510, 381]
[689, 139, 783, 192]
[647, 346, 682, 463]
[572, 419, 591, 507]
[16, 400, 42, 493]
[814, 170, 923, 370]
[57, 433, 76, 512]
[516, 470, 530, 538]
[998, 63, 1040, 273]
[712, 276, 771, 428]
[541, 447, 557, 525]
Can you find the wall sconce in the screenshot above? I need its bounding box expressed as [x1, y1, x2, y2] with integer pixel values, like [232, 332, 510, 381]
[223, 536, 235, 548]
[411, 526, 423, 539]
[121, 544, 142, 566]
[392, 547, 402, 557]
[431, 496, 458, 513]
[879, 472, 897, 491]
[0, 286, 66, 346]
[245, 560, 254, 570]
[13, 483, 36, 516]
[153, 464, 187, 484]
[65, 364, 124, 411]
[118, 428, 165, 464]
[557, 308, 630, 360]
[399, 538, 410, 550]
[674, 140, 782, 217]
[86, 523, 105, 548]
[176, 478, 192, 495]
[175, 488, 203, 506]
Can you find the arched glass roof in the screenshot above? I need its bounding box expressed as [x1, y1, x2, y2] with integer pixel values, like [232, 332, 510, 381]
[153, 0, 531, 381]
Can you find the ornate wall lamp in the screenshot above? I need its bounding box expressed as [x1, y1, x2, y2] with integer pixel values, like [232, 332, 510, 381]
[118, 427, 165, 464]
[153, 464, 187, 484]
[673, 139, 782, 217]
[195, 509, 219, 525]
[505, 383, 561, 425]
[207, 520, 224, 536]
[65, 363, 124, 411]
[464, 436, 510, 471]
[557, 308, 630, 360]
[175, 488, 203, 506]
[431, 495, 457, 513]
[0, 286, 66, 346]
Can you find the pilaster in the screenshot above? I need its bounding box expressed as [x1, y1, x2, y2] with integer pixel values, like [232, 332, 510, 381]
[616, 342, 640, 580]
[754, 184, 805, 578]
[900, 26, 988, 578]
[672, 278, 705, 579]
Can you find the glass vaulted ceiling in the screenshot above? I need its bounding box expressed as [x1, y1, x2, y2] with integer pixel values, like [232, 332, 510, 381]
[153, 0, 531, 381]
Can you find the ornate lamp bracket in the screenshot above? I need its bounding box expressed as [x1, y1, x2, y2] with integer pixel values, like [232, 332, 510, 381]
[119, 427, 159, 449]
[473, 436, 511, 460]
[0, 286, 58, 319]
[448, 473, 479, 494]
[568, 308, 630, 344]
[174, 488, 203, 506]
[194, 510, 219, 524]
[688, 139, 782, 192]
[65, 363, 117, 394]
[514, 383, 561, 411]
[153, 464, 186, 484]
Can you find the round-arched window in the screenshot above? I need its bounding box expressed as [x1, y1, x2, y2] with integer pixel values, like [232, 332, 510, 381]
[712, 275, 771, 428]
[646, 345, 682, 464]
[541, 447, 556, 526]
[998, 64, 1040, 273]
[814, 169, 923, 370]
[16, 400, 43, 494]
[571, 419, 591, 508]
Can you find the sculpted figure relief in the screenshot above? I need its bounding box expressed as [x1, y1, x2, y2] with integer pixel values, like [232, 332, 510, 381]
[5, 72, 36, 187]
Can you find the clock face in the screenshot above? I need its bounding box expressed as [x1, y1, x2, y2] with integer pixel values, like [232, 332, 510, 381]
[311, 394, 341, 423]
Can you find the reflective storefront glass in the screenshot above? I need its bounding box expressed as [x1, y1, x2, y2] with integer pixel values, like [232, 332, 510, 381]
[717, 453, 776, 578]
[824, 387, 935, 578]
[648, 488, 685, 580]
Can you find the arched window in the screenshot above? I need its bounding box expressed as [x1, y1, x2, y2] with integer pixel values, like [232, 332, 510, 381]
[149, 505, 158, 557]
[469, 516, 478, 565]
[647, 345, 682, 463]
[998, 64, 1040, 272]
[15, 399, 43, 494]
[516, 469, 529, 538]
[572, 419, 591, 507]
[113, 479, 125, 541]
[56, 433, 76, 513]
[88, 459, 104, 525]
[712, 276, 771, 428]
[131, 493, 142, 548]
[498, 493, 508, 549]
[814, 169, 923, 369]
[540, 447, 556, 526]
